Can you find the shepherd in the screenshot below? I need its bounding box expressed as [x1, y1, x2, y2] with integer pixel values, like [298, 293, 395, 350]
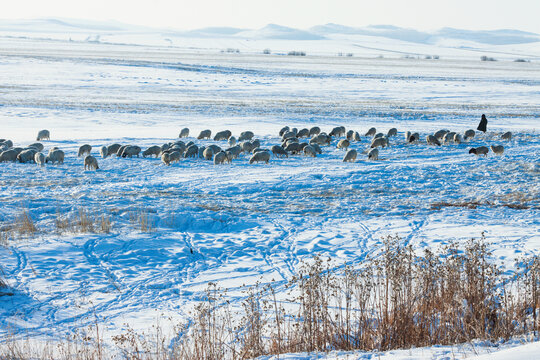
[477, 114, 488, 133]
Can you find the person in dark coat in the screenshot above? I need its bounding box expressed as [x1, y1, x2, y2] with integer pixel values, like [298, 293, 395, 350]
[477, 114, 488, 133]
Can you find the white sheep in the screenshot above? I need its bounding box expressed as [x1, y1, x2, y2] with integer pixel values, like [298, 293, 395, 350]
[271, 145, 288, 158]
[46, 149, 64, 164]
[285, 142, 302, 154]
[346, 130, 354, 140]
[297, 128, 310, 138]
[387, 128, 397, 137]
[184, 145, 198, 158]
[501, 131, 512, 140]
[490, 145, 504, 155]
[370, 137, 388, 148]
[311, 143, 322, 154]
[453, 134, 463, 144]
[442, 132, 456, 144]
[226, 145, 242, 159]
[343, 149, 357, 162]
[0, 140, 13, 148]
[169, 150, 182, 163]
[78, 144, 92, 157]
[251, 139, 261, 149]
[329, 126, 346, 137]
[353, 132, 361, 142]
[309, 134, 331, 146]
[121, 145, 141, 158]
[279, 126, 290, 137]
[469, 146, 489, 156]
[309, 126, 321, 137]
[426, 135, 441, 146]
[249, 151, 270, 164]
[282, 131, 296, 141]
[179, 128, 190, 138]
[35, 152, 45, 167]
[197, 129, 212, 139]
[214, 151, 229, 165]
[36, 129, 50, 141]
[100, 146, 108, 158]
[28, 143, 44, 152]
[0, 149, 18, 163]
[17, 149, 37, 163]
[161, 153, 171, 166]
[84, 155, 99, 170]
[239, 131, 255, 141]
[434, 129, 449, 140]
[214, 130, 232, 141]
[143, 145, 162, 158]
[228, 136, 237, 147]
[107, 144, 122, 156]
[365, 127, 376, 137]
[203, 147, 214, 160]
[337, 139, 350, 150]
[303, 145, 317, 157]
[464, 129, 475, 141]
[368, 148, 379, 160]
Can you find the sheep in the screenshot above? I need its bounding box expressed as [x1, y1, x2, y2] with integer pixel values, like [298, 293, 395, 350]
[186, 141, 195, 148]
[285, 142, 303, 154]
[282, 138, 299, 148]
[161, 152, 171, 166]
[453, 134, 463, 144]
[0, 149, 18, 163]
[297, 128, 310, 138]
[337, 139, 350, 150]
[368, 148, 379, 160]
[174, 140, 186, 147]
[239, 141, 253, 153]
[11, 147, 24, 156]
[28, 143, 44, 152]
[100, 146, 108, 158]
[226, 145, 242, 159]
[279, 126, 290, 137]
[249, 151, 270, 164]
[370, 137, 388, 148]
[36, 129, 50, 141]
[346, 130, 354, 140]
[271, 145, 288, 158]
[143, 145, 162, 158]
[282, 131, 296, 141]
[197, 129, 212, 140]
[343, 149, 357, 162]
[1, 140, 13, 148]
[434, 129, 449, 140]
[107, 144, 122, 156]
[405, 131, 411, 141]
[387, 128, 398, 137]
[303, 145, 317, 157]
[311, 143, 322, 154]
[35, 152, 45, 167]
[365, 127, 376, 137]
[198, 146, 206, 159]
[426, 135, 441, 146]
[169, 150, 182, 163]
[184, 145, 198, 158]
[179, 128, 190, 138]
[442, 132, 456, 144]
[251, 139, 261, 149]
[203, 147, 214, 160]
[309, 126, 321, 137]
[329, 126, 346, 137]
[469, 146, 489, 156]
[309, 133, 331, 146]
[464, 129, 476, 141]
[291, 128, 298, 136]
[46, 149, 64, 164]
[239, 131, 254, 141]
[84, 155, 99, 170]
[214, 151, 229, 165]
[17, 149, 37, 163]
[121, 145, 142, 158]
[228, 136, 237, 147]
[409, 133, 420, 143]
[214, 130, 232, 141]
[501, 131, 512, 140]
[490, 145, 504, 155]
[207, 144, 222, 154]
[374, 133, 385, 139]
[78, 144, 92, 157]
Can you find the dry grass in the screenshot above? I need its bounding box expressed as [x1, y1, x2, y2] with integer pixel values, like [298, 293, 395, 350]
[1, 236, 539, 359]
[55, 209, 112, 235]
[130, 209, 155, 232]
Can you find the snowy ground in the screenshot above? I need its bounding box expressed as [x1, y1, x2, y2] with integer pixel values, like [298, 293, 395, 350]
[0, 36, 539, 358]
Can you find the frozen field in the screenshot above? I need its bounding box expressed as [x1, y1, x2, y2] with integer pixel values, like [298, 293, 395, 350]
[0, 35, 539, 357]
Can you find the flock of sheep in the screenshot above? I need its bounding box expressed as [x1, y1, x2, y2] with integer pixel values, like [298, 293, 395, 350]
[0, 125, 512, 170]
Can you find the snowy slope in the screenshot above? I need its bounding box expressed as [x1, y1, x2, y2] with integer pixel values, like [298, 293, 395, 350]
[0, 34, 538, 357]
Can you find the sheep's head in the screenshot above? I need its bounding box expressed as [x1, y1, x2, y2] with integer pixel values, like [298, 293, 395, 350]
[469, 148, 477, 154]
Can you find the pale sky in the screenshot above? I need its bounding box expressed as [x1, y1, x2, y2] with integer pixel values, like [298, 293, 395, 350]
[2, 0, 540, 33]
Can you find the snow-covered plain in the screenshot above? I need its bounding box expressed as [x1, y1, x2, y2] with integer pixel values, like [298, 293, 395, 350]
[0, 24, 539, 358]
